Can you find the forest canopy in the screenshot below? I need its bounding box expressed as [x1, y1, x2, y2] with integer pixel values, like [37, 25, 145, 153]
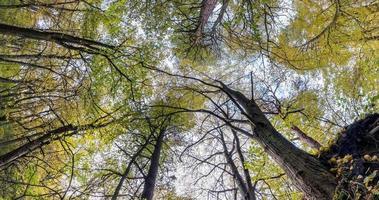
[0, 0, 378, 199]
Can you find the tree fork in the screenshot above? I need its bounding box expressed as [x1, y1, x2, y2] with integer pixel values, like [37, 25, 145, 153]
[111, 134, 153, 200]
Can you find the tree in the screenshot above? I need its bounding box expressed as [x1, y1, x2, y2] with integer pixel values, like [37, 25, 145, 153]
[0, 0, 378, 199]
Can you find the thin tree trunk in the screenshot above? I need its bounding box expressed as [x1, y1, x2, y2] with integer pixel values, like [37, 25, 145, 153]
[0, 53, 79, 60]
[0, 123, 107, 168]
[220, 133, 252, 200]
[111, 135, 153, 200]
[0, 132, 46, 148]
[0, 76, 23, 83]
[221, 84, 336, 200]
[211, 0, 228, 34]
[141, 130, 165, 200]
[291, 125, 321, 150]
[0, 23, 114, 50]
[0, 124, 75, 168]
[231, 129, 256, 200]
[0, 0, 79, 9]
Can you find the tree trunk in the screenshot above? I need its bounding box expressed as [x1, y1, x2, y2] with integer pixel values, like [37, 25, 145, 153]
[0, 23, 114, 50]
[232, 129, 256, 200]
[221, 84, 336, 200]
[141, 130, 165, 200]
[111, 134, 153, 200]
[193, 0, 218, 43]
[0, 76, 23, 83]
[0, 123, 107, 168]
[0, 124, 75, 168]
[220, 133, 252, 199]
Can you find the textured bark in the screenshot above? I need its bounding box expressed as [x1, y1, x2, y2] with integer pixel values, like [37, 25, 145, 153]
[221, 84, 336, 200]
[194, 0, 218, 43]
[141, 130, 165, 200]
[320, 114, 379, 161]
[291, 125, 321, 150]
[0, 23, 114, 50]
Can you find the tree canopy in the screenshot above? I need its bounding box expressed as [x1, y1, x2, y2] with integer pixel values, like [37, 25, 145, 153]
[0, 0, 378, 199]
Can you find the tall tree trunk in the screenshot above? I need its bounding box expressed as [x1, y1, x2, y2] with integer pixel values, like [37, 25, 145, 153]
[220, 133, 251, 199]
[141, 130, 165, 200]
[193, 0, 218, 43]
[221, 84, 336, 200]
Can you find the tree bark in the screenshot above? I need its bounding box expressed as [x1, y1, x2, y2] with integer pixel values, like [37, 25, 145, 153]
[291, 125, 321, 150]
[221, 84, 336, 200]
[0, 76, 23, 83]
[0, 23, 114, 50]
[0, 0, 79, 9]
[0, 123, 107, 168]
[194, 0, 218, 43]
[0, 124, 76, 168]
[141, 129, 165, 200]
